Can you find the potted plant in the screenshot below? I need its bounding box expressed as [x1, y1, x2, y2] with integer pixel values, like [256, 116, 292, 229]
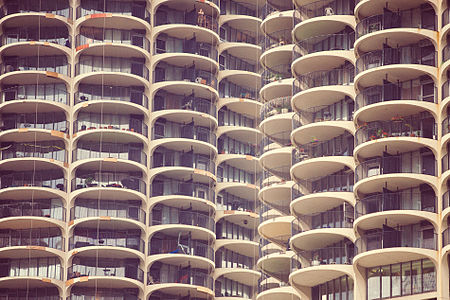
[85, 176, 96, 187]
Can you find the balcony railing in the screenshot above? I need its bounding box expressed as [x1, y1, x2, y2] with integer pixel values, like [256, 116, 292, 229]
[222, 0, 257, 17]
[70, 204, 145, 224]
[1, 263, 62, 280]
[355, 231, 437, 254]
[1, 84, 68, 104]
[294, 33, 355, 60]
[148, 267, 213, 290]
[149, 239, 214, 261]
[294, 68, 354, 93]
[258, 3, 278, 20]
[73, 119, 148, 137]
[0, 31, 71, 48]
[152, 210, 215, 233]
[151, 180, 215, 202]
[68, 264, 144, 282]
[75, 32, 150, 52]
[0, 116, 68, 133]
[0, 144, 67, 163]
[75, 60, 149, 80]
[260, 29, 292, 52]
[154, 36, 217, 60]
[292, 136, 353, 165]
[155, 10, 218, 33]
[151, 152, 215, 175]
[0, 202, 65, 221]
[221, 27, 255, 44]
[69, 235, 145, 253]
[442, 227, 450, 247]
[291, 173, 354, 198]
[75, 91, 148, 108]
[72, 146, 147, 166]
[355, 78, 437, 110]
[151, 123, 216, 147]
[298, 246, 354, 266]
[356, 8, 436, 39]
[356, 46, 437, 74]
[153, 97, 216, 118]
[355, 154, 436, 182]
[0, 3, 72, 19]
[219, 81, 257, 100]
[260, 96, 292, 121]
[355, 192, 436, 218]
[76, 4, 151, 23]
[0, 230, 63, 250]
[261, 64, 291, 87]
[443, 190, 450, 211]
[295, 0, 355, 25]
[72, 173, 146, 194]
[1, 57, 70, 76]
[0, 173, 66, 191]
[153, 66, 217, 90]
[355, 119, 435, 146]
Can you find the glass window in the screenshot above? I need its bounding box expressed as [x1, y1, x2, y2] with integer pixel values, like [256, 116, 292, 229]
[368, 267, 380, 300]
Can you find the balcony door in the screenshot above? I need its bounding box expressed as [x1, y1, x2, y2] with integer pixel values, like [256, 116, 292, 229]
[382, 152, 399, 174]
[383, 8, 400, 29]
[382, 224, 400, 248]
[180, 149, 194, 168]
[383, 187, 399, 211]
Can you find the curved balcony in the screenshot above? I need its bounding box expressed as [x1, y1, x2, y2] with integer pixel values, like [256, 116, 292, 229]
[75, 84, 148, 108]
[0, 287, 61, 300]
[151, 179, 215, 203]
[0, 1, 71, 19]
[72, 143, 147, 167]
[355, 7, 436, 40]
[0, 228, 63, 251]
[294, 33, 355, 60]
[69, 287, 139, 300]
[147, 265, 213, 290]
[355, 77, 437, 114]
[0, 201, 65, 221]
[260, 96, 292, 122]
[0, 27, 71, 49]
[297, 242, 354, 268]
[0, 112, 68, 135]
[154, 5, 218, 34]
[153, 96, 216, 119]
[0, 171, 66, 192]
[151, 150, 215, 175]
[151, 122, 216, 147]
[442, 227, 450, 249]
[261, 64, 291, 87]
[154, 35, 217, 61]
[153, 64, 217, 90]
[294, 0, 355, 25]
[294, 68, 354, 93]
[75, 30, 150, 54]
[1, 84, 69, 105]
[68, 262, 144, 283]
[260, 29, 292, 53]
[69, 233, 145, 254]
[355, 46, 437, 74]
[76, 1, 151, 23]
[73, 118, 148, 138]
[1, 56, 70, 77]
[75, 57, 149, 81]
[441, 116, 450, 139]
[71, 172, 146, 195]
[0, 257, 62, 281]
[151, 208, 215, 233]
[149, 237, 214, 262]
[70, 201, 145, 224]
[0, 141, 66, 163]
[355, 118, 436, 147]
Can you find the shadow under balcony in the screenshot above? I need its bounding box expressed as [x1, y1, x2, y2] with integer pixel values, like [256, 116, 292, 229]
[1, 55, 70, 76]
[74, 113, 148, 138]
[0, 141, 66, 163]
[1, 25, 71, 49]
[152, 120, 216, 147]
[76, 0, 150, 23]
[1, 83, 69, 105]
[75, 55, 148, 80]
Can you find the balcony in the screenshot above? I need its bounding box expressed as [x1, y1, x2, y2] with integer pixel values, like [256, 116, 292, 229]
[155, 6, 218, 34]
[355, 77, 436, 110]
[355, 116, 436, 146]
[293, 68, 354, 93]
[1, 27, 71, 48]
[355, 45, 436, 74]
[0, 112, 68, 133]
[220, 25, 256, 44]
[76, 0, 150, 23]
[153, 64, 217, 89]
[260, 96, 292, 121]
[154, 36, 217, 61]
[355, 151, 436, 183]
[219, 135, 258, 156]
[75, 56, 149, 80]
[0, 257, 62, 280]
[356, 7, 436, 39]
[219, 79, 257, 100]
[152, 150, 215, 175]
[153, 95, 216, 118]
[69, 287, 139, 300]
[148, 264, 213, 290]
[0, 200, 65, 221]
[152, 121, 216, 147]
[355, 227, 437, 254]
[0, 141, 66, 163]
[70, 200, 145, 224]
[221, 0, 257, 17]
[69, 230, 144, 253]
[149, 236, 214, 261]
[75, 29, 150, 53]
[151, 179, 215, 203]
[261, 64, 291, 87]
[294, 0, 355, 25]
[72, 172, 146, 194]
[74, 114, 148, 137]
[68, 259, 144, 282]
[294, 33, 355, 59]
[298, 243, 354, 267]
[220, 53, 258, 73]
[1, 84, 68, 105]
[1, 56, 70, 76]
[0, 171, 66, 192]
[73, 142, 147, 166]
[0, 228, 63, 250]
[151, 205, 215, 233]
[75, 84, 147, 108]
[260, 29, 292, 52]
[0, 1, 71, 19]
[0, 287, 60, 300]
